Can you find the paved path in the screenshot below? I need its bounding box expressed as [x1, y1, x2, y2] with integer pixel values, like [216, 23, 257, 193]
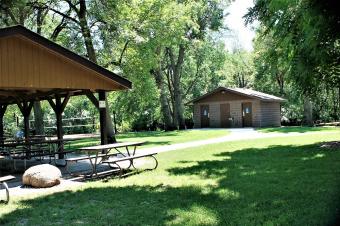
[137, 128, 339, 154]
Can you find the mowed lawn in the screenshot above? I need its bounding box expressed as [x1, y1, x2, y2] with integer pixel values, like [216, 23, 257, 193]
[1, 133, 340, 225]
[257, 126, 340, 133]
[66, 129, 230, 150]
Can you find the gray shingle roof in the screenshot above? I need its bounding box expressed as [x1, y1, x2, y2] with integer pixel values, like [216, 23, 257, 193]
[228, 87, 286, 102]
[189, 87, 286, 104]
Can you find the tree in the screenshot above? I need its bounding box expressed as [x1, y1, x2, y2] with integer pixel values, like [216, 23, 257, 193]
[246, 0, 340, 125]
[0, 0, 56, 135]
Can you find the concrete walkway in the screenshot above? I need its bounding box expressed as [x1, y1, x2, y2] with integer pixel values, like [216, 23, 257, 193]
[137, 128, 339, 154]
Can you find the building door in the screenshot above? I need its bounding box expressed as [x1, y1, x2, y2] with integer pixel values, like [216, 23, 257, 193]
[220, 103, 231, 128]
[242, 102, 252, 127]
[200, 105, 210, 127]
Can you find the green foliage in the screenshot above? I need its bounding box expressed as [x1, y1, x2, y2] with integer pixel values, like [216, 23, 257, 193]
[248, 1, 340, 122]
[222, 50, 255, 88]
[0, 0, 233, 131]
[246, 0, 340, 93]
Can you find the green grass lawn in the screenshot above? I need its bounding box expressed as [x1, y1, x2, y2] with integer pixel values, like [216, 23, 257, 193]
[257, 126, 340, 133]
[1, 133, 340, 225]
[66, 129, 230, 150]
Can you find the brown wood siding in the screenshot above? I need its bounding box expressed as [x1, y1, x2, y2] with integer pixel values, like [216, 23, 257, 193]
[193, 104, 201, 128]
[195, 91, 248, 103]
[260, 102, 281, 127]
[193, 99, 264, 128]
[0, 36, 123, 90]
[252, 100, 261, 127]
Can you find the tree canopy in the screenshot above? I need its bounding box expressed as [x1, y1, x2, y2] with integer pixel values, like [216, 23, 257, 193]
[0, 0, 339, 133]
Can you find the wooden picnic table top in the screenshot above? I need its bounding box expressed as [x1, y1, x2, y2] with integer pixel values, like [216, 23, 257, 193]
[78, 141, 145, 151]
[0, 175, 15, 183]
[0, 138, 77, 147]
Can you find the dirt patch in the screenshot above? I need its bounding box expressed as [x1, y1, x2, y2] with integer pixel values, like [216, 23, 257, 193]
[320, 141, 340, 149]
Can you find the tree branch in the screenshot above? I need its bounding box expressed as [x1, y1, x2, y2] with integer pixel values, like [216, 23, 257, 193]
[48, 7, 79, 24]
[183, 59, 201, 98]
[50, 16, 68, 41]
[0, 5, 19, 24]
[103, 40, 130, 68]
[64, 0, 80, 14]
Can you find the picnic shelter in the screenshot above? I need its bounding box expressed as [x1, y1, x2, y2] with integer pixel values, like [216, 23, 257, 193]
[0, 25, 132, 158]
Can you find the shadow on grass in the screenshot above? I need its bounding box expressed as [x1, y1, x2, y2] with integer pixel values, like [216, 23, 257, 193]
[117, 131, 180, 139]
[258, 126, 339, 133]
[168, 143, 340, 225]
[2, 143, 340, 225]
[143, 141, 171, 146]
[1, 185, 224, 225]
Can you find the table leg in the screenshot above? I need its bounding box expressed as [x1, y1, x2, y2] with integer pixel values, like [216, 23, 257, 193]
[114, 147, 125, 157]
[125, 146, 136, 169]
[125, 146, 131, 156]
[0, 182, 10, 204]
[132, 145, 137, 155]
[92, 151, 99, 177]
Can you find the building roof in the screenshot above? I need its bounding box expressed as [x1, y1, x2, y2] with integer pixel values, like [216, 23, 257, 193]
[189, 87, 286, 104]
[0, 25, 132, 90]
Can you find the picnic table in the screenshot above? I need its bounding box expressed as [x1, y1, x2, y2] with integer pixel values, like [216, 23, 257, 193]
[65, 141, 158, 178]
[0, 138, 79, 169]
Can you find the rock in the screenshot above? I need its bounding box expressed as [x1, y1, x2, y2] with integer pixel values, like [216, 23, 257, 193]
[22, 164, 62, 188]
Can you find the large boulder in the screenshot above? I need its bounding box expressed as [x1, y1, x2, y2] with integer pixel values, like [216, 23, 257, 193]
[23, 164, 62, 188]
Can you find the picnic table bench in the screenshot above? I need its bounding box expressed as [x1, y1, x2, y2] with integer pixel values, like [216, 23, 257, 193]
[0, 175, 15, 204]
[102, 152, 158, 176]
[65, 141, 158, 178]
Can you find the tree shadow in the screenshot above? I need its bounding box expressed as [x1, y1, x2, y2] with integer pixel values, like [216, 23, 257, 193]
[2, 143, 340, 225]
[142, 141, 171, 146]
[1, 185, 227, 226]
[117, 131, 180, 139]
[167, 143, 340, 225]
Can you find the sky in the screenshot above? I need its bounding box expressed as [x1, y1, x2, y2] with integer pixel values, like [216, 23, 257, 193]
[223, 0, 258, 52]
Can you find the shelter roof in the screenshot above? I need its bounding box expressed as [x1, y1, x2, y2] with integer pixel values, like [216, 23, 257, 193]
[0, 25, 132, 104]
[189, 87, 286, 104]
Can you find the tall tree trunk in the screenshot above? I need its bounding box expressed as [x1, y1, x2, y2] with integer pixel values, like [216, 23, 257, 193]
[78, 1, 97, 63]
[303, 95, 314, 126]
[168, 45, 186, 129]
[152, 68, 174, 130]
[77, 0, 116, 142]
[33, 102, 44, 135]
[33, 7, 45, 135]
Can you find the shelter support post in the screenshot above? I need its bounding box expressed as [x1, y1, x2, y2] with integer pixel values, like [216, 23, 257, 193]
[48, 93, 71, 159]
[17, 101, 34, 158]
[17, 101, 34, 140]
[0, 104, 7, 145]
[85, 90, 108, 149]
[99, 91, 108, 149]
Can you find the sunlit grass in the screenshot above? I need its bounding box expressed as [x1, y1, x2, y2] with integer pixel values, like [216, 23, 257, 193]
[1, 133, 340, 225]
[66, 129, 230, 150]
[257, 126, 340, 133]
